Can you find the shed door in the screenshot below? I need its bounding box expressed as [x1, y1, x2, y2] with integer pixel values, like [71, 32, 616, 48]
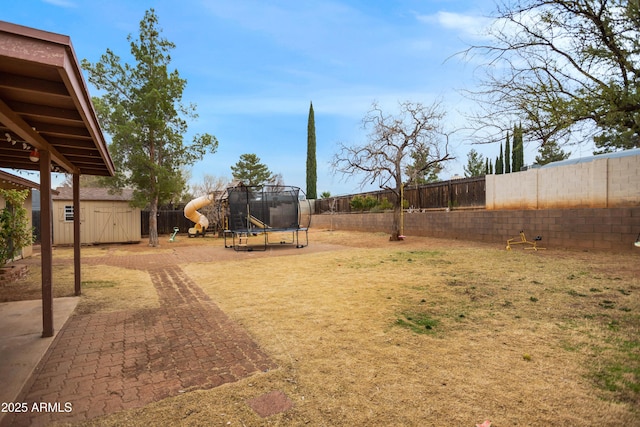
[94, 205, 135, 243]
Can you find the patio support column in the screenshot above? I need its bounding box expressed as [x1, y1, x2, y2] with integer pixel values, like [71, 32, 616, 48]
[39, 149, 54, 338]
[73, 173, 81, 296]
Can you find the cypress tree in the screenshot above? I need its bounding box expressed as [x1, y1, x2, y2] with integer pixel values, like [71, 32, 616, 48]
[306, 101, 317, 199]
[512, 123, 524, 172]
[496, 144, 504, 174]
[504, 132, 511, 173]
[518, 123, 525, 169]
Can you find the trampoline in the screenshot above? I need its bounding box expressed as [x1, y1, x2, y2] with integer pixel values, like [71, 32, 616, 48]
[223, 184, 311, 251]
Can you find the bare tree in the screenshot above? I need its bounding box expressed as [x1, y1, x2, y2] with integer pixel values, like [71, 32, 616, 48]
[189, 174, 229, 227]
[332, 100, 453, 241]
[462, 0, 640, 152]
[190, 174, 229, 198]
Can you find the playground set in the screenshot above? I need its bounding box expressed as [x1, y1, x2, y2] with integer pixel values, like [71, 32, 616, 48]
[182, 183, 311, 251]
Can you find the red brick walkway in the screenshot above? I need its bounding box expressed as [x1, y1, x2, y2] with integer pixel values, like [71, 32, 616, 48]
[3, 247, 276, 426]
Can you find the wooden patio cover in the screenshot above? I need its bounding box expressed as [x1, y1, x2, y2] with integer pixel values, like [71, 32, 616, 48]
[0, 21, 115, 337]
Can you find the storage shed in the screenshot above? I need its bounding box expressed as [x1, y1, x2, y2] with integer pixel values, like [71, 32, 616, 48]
[52, 187, 141, 245]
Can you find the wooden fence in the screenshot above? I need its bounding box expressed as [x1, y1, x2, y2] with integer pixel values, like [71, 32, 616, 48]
[138, 176, 486, 234]
[140, 201, 227, 236]
[32, 210, 41, 243]
[140, 207, 200, 236]
[313, 176, 486, 213]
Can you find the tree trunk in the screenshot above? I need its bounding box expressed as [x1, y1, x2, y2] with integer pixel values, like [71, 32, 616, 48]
[389, 204, 402, 241]
[148, 196, 159, 247]
[389, 175, 403, 241]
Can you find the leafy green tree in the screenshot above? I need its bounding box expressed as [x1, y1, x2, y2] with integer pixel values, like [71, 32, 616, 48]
[82, 9, 218, 247]
[466, 0, 640, 151]
[350, 195, 379, 211]
[350, 195, 393, 212]
[61, 174, 109, 188]
[0, 189, 33, 267]
[535, 141, 571, 165]
[464, 149, 485, 177]
[320, 191, 331, 199]
[306, 102, 317, 199]
[231, 153, 274, 186]
[405, 146, 442, 184]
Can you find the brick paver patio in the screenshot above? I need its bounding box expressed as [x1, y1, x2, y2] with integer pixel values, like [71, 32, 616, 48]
[2, 245, 277, 426]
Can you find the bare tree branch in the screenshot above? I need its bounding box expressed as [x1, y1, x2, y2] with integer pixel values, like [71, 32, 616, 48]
[331, 100, 454, 240]
[460, 0, 640, 151]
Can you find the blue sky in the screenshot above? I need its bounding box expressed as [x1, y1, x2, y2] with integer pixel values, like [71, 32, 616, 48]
[4, 0, 585, 196]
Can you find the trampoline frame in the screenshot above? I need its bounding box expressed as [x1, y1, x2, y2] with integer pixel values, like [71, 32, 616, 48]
[223, 184, 310, 251]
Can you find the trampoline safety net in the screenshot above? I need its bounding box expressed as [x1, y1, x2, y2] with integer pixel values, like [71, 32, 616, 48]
[225, 185, 311, 250]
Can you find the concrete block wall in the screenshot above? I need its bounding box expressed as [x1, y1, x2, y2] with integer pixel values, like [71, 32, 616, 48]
[609, 155, 640, 207]
[311, 207, 640, 252]
[486, 170, 538, 209]
[486, 153, 640, 209]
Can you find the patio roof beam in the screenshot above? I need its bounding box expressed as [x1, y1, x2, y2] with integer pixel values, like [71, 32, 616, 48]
[0, 98, 78, 174]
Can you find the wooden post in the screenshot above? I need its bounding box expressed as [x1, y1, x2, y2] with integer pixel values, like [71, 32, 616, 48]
[39, 149, 53, 337]
[73, 173, 81, 296]
[400, 183, 404, 236]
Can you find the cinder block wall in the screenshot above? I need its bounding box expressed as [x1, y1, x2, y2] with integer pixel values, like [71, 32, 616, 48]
[486, 169, 539, 209]
[609, 155, 640, 206]
[486, 153, 640, 209]
[311, 207, 640, 252]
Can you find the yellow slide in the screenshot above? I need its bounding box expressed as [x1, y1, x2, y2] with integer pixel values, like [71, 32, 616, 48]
[184, 194, 214, 236]
[248, 215, 271, 229]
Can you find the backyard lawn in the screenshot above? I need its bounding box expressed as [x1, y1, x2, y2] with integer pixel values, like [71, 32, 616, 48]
[4, 229, 639, 426]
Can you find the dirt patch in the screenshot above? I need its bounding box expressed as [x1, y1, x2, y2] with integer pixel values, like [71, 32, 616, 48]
[246, 390, 294, 418]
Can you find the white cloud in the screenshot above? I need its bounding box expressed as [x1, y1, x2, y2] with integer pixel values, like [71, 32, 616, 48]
[42, 0, 76, 7]
[418, 11, 491, 41]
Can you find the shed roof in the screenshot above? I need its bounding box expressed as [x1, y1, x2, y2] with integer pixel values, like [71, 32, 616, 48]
[53, 186, 134, 201]
[0, 21, 114, 177]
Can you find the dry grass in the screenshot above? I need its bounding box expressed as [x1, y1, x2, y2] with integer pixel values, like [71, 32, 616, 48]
[6, 230, 640, 426]
[179, 234, 638, 426]
[1, 248, 158, 313]
[74, 265, 158, 314]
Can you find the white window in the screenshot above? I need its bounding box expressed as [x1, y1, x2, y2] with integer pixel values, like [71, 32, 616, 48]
[64, 205, 74, 222]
